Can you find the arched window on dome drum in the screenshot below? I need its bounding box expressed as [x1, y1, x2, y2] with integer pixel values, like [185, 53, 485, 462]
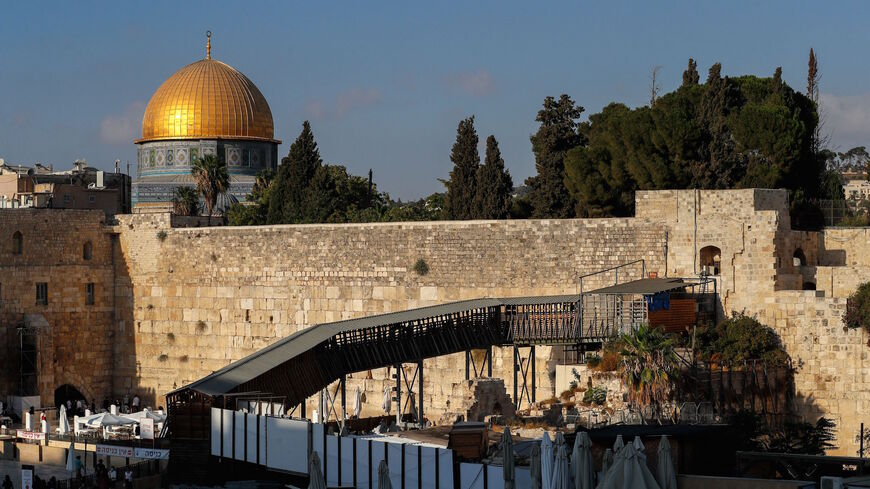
[83, 241, 93, 261]
[700, 245, 721, 276]
[12, 231, 23, 255]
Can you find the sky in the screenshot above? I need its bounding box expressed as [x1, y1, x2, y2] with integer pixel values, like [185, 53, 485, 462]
[1, 1, 870, 200]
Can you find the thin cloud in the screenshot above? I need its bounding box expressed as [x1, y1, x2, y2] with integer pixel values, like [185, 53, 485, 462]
[99, 101, 146, 144]
[820, 92, 870, 150]
[445, 69, 496, 97]
[304, 88, 381, 120]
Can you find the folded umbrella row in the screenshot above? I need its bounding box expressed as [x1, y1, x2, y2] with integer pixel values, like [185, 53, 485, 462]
[528, 431, 677, 489]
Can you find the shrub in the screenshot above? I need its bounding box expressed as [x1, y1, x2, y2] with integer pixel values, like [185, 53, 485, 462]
[156, 230, 168, 242]
[582, 386, 607, 405]
[585, 354, 602, 368]
[598, 351, 620, 372]
[560, 389, 574, 400]
[695, 314, 790, 368]
[158, 354, 169, 362]
[412, 258, 429, 276]
[844, 282, 870, 336]
[196, 320, 207, 333]
[180, 355, 189, 363]
[167, 332, 175, 342]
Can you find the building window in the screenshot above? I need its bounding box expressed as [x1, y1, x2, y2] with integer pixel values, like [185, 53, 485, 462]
[36, 283, 48, 305]
[793, 248, 807, 267]
[83, 241, 93, 261]
[63, 194, 71, 204]
[85, 283, 95, 306]
[12, 231, 23, 255]
[700, 246, 721, 276]
[88, 195, 96, 204]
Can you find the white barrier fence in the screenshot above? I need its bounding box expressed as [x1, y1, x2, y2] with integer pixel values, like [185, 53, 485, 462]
[210, 408, 455, 489]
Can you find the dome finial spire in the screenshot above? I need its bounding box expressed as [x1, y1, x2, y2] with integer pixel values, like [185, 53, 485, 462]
[206, 30, 212, 60]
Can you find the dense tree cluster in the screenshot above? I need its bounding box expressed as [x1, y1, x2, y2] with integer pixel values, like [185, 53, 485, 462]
[228, 121, 442, 226]
[228, 56, 847, 226]
[562, 61, 825, 217]
[443, 117, 514, 219]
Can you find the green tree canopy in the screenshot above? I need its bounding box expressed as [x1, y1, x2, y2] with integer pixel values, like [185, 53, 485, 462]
[228, 121, 444, 226]
[564, 62, 821, 217]
[267, 121, 323, 223]
[473, 135, 513, 219]
[527, 94, 584, 218]
[171, 186, 200, 217]
[444, 116, 480, 220]
[190, 153, 229, 221]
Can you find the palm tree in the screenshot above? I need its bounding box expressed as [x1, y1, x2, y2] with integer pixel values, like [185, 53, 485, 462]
[618, 324, 678, 412]
[171, 186, 201, 216]
[190, 154, 229, 223]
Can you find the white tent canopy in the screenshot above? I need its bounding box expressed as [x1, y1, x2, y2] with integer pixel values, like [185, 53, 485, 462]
[126, 409, 166, 422]
[85, 412, 136, 428]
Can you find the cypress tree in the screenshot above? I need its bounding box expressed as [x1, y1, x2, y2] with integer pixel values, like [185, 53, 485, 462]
[473, 135, 513, 219]
[444, 116, 480, 220]
[527, 94, 584, 218]
[267, 121, 323, 223]
[682, 58, 699, 86]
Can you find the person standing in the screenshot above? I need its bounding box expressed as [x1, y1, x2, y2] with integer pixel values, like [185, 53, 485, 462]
[131, 394, 140, 412]
[107, 467, 116, 489]
[74, 455, 84, 481]
[2, 475, 12, 489]
[124, 468, 133, 489]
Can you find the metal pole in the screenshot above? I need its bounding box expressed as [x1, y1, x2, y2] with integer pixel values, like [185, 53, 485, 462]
[465, 350, 470, 381]
[513, 346, 518, 407]
[531, 346, 536, 403]
[319, 390, 325, 422]
[340, 375, 347, 428]
[395, 364, 402, 426]
[861, 423, 865, 459]
[418, 359, 424, 429]
[487, 346, 492, 377]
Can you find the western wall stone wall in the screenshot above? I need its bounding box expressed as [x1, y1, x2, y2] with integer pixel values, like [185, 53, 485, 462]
[0, 209, 117, 404]
[4, 189, 870, 456]
[111, 215, 669, 416]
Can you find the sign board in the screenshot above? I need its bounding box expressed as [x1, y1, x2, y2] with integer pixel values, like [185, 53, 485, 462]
[21, 470, 33, 489]
[134, 447, 169, 460]
[140, 418, 155, 440]
[16, 430, 45, 442]
[95, 444, 135, 458]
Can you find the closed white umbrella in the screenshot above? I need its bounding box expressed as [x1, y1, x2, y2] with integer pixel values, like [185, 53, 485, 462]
[600, 449, 614, 480]
[655, 436, 677, 489]
[541, 433, 554, 489]
[58, 404, 71, 435]
[354, 387, 362, 418]
[551, 444, 571, 489]
[572, 432, 594, 489]
[503, 429, 515, 489]
[308, 451, 327, 489]
[597, 443, 661, 489]
[530, 445, 542, 489]
[613, 435, 624, 452]
[378, 459, 392, 489]
[65, 442, 76, 473]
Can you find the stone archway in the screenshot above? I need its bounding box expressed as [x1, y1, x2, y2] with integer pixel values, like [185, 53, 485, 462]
[54, 384, 87, 410]
[700, 245, 721, 276]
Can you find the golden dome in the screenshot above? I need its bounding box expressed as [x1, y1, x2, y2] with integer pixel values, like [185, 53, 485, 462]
[137, 57, 278, 143]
